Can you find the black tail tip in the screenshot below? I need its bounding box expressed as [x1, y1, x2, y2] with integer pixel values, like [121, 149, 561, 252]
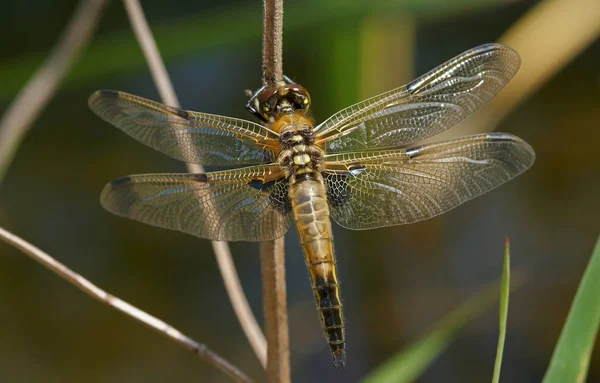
[332, 347, 347, 369]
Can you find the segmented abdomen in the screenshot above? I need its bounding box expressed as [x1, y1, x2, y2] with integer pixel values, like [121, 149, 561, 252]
[289, 172, 346, 368]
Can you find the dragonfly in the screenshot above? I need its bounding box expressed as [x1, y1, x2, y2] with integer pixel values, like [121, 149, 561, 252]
[89, 43, 535, 368]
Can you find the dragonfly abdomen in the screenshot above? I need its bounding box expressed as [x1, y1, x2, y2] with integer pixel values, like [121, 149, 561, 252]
[289, 172, 346, 368]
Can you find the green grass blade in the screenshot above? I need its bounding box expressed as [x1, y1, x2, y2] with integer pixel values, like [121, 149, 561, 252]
[362, 248, 509, 383]
[492, 238, 511, 383]
[542, 235, 600, 383]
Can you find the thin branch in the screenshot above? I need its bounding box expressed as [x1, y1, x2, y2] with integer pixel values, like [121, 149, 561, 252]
[260, 0, 291, 382]
[262, 0, 284, 86]
[0, 0, 108, 184]
[123, 0, 180, 107]
[0, 227, 251, 383]
[122, 0, 268, 368]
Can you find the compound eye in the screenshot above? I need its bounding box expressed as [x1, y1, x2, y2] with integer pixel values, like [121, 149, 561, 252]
[258, 88, 279, 116]
[295, 95, 308, 109]
[269, 95, 281, 108]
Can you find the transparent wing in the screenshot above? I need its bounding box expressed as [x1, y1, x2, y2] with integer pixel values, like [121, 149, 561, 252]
[322, 133, 534, 230]
[315, 44, 520, 153]
[89, 90, 280, 166]
[100, 164, 292, 241]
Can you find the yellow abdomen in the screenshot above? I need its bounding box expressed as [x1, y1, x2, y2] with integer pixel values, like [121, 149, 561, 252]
[289, 172, 346, 368]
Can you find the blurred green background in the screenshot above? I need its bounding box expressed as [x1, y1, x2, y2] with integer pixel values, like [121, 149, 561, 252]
[0, 0, 598, 382]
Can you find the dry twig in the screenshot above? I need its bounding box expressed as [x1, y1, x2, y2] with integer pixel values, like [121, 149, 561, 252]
[0, 0, 108, 183]
[0, 227, 251, 383]
[123, 0, 268, 368]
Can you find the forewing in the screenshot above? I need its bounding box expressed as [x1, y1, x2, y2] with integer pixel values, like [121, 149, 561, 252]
[315, 44, 520, 153]
[89, 90, 279, 166]
[101, 165, 292, 241]
[322, 133, 534, 230]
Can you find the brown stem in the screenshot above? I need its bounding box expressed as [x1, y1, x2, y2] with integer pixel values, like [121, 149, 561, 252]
[123, 0, 268, 368]
[262, 0, 284, 85]
[0, 227, 251, 383]
[260, 238, 291, 383]
[260, 1, 290, 381]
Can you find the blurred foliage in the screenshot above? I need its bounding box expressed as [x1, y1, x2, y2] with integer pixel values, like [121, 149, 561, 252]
[362, 244, 510, 383]
[542, 235, 600, 383]
[0, 0, 505, 100]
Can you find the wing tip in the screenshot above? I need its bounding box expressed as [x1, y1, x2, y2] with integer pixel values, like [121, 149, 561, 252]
[100, 176, 134, 216]
[88, 90, 126, 122]
[407, 42, 521, 96]
[475, 42, 518, 56]
[109, 175, 133, 186]
[471, 42, 521, 76]
[487, 132, 536, 169]
[88, 89, 120, 107]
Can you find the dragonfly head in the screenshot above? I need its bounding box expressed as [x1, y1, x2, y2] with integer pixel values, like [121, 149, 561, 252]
[247, 81, 311, 122]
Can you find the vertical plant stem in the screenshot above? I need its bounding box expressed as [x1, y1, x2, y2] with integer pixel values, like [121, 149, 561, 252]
[0, 0, 108, 184]
[261, 238, 290, 382]
[262, 0, 284, 86]
[261, 0, 290, 382]
[123, 0, 267, 368]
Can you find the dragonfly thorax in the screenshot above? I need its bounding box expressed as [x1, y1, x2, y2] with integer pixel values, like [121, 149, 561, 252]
[279, 124, 315, 146]
[277, 123, 323, 178]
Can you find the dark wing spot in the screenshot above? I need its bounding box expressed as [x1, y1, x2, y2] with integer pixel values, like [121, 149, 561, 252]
[193, 174, 209, 182]
[172, 108, 189, 119]
[247, 178, 291, 213]
[247, 178, 282, 191]
[348, 165, 366, 176]
[407, 78, 420, 94]
[405, 145, 427, 159]
[110, 175, 132, 186]
[97, 89, 120, 98]
[248, 179, 265, 190]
